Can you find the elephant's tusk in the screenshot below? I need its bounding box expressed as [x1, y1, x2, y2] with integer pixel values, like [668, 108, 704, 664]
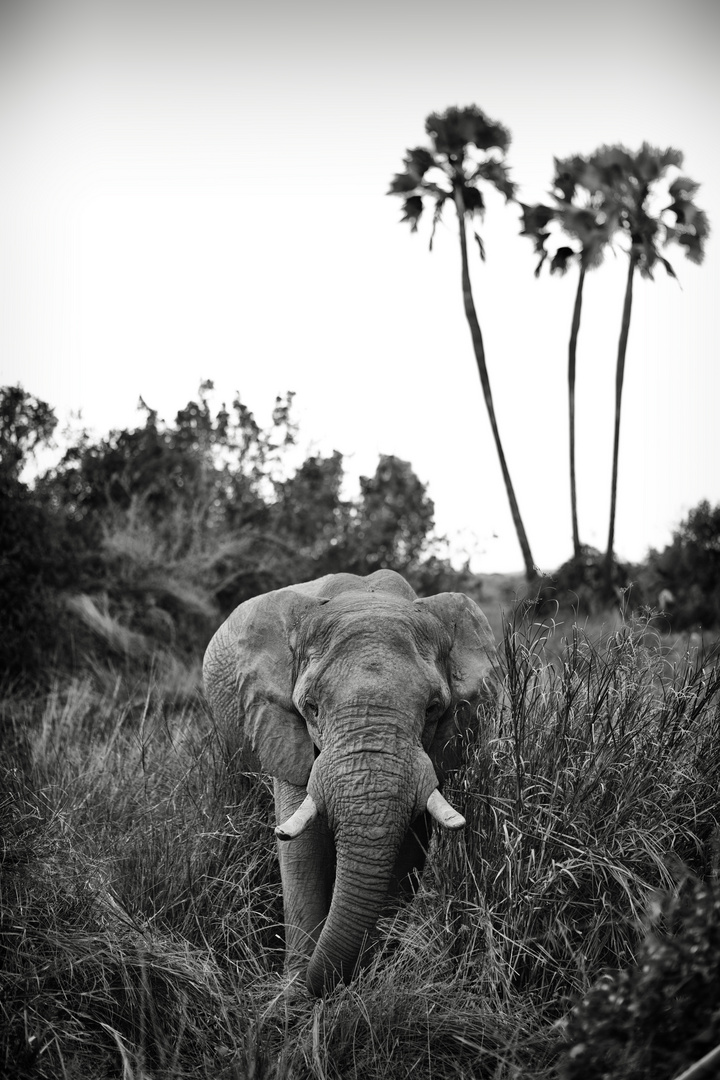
[275, 794, 319, 841]
[426, 788, 465, 830]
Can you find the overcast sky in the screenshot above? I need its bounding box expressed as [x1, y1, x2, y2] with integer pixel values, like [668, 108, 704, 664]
[1, 0, 718, 573]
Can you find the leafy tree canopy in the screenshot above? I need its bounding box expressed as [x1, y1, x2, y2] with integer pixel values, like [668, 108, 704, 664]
[1, 383, 458, 678]
[645, 500, 720, 628]
[0, 385, 57, 480]
[521, 143, 709, 281]
[38, 381, 295, 537]
[388, 104, 515, 249]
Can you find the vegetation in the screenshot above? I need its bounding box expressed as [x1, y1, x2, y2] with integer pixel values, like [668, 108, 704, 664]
[387, 111, 711, 594]
[641, 500, 720, 629]
[2, 611, 719, 1079]
[591, 144, 709, 591]
[521, 145, 708, 587]
[389, 116, 710, 590]
[388, 105, 538, 584]
[0, 84, 717, 1076]
[520, 158, 615, 560]
[3, 386, 720, 1076]
[535, 496, 720, 628]
[1, 389, 79, 679]
[564, 874, 720, 1079]
[0, 383, 467, 686]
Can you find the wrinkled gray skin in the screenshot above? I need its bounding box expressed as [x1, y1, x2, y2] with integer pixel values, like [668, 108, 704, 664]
[203, 569, 496, 995]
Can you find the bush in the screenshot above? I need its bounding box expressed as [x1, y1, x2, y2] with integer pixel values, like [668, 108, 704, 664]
[644, 501, 720, 629]
[562, 876, 720, 1079]
[532, 545, 632, 617]
[3, 382, 467, 682]
[0, 387, 82, 682]
[437, 616, 720, 1011]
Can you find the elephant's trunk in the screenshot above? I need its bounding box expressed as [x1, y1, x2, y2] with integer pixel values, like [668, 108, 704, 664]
[303, 742, 437, 995]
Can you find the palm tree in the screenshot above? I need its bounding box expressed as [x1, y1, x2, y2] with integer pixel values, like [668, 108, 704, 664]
[389, 106, 537, 582]
[520, 155, 616, 561]
[584, 144, 710, 592]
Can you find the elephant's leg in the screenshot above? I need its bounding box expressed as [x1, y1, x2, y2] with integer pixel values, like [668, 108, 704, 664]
[274, 778, 335, 976]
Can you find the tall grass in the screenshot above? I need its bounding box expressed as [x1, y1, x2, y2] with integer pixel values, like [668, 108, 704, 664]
[2, 615, 719, 1079]
[441, 616, 720, 996]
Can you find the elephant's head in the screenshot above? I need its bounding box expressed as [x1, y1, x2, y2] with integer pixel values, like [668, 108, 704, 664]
[203, 569, 496, 994]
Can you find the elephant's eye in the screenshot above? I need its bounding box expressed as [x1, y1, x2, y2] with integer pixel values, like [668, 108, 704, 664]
[425, 698, 442, 719]
[306, 700, 319, 719]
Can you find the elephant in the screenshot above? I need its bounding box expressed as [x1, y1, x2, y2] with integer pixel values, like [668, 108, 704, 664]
[202, 569, 496, 995]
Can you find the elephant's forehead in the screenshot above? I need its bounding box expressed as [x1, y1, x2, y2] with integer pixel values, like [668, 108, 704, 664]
[325, 592, 410, 616]
[302, 595, 447, 655]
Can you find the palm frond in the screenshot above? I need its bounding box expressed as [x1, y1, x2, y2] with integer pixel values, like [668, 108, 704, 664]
[584, 238, 608, 270]
[634, 143, 683, 182]
[402, 146, 436, 181]
[533, 250, 548, 278]
[461, 184, 486, 218]
[428, 194, 447, 251]
[520, 203, 556, 235]
[563, 206, 609, 247]
[400, 195, 424, 232]
[550, 246, 577, 276]
[425, 105, 511, 157]
[519, 202, 554, 269]
[657, 254, 677, 279]
[474, 159, 516, 200]
[388, 171, 418, 195]
[552, 154, 591, 201]
[668, 175, 701, 203]
[674, 212, 710, 265]
[585, 146, 634, 194]
[666, 180, 710, 263]
[655, 144, 684, 172]
[636, 240, 657, 279]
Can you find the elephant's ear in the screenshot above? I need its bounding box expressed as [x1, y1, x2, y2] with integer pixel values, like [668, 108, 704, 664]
[203, 588, 326, 785]
[415, 593, 497, 779]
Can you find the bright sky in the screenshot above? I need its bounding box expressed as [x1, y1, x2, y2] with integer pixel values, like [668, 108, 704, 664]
[1, 0, 718, 573]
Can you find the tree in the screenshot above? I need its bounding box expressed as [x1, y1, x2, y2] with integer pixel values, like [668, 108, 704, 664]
[646, 500, 720, 628]
[352, 454, 436, 575]
[34, 385, 300, 654]
[271, 450, 350, 574]
[1, 382, 462, 673]
[0, 387, 74, 679]
[389, 106, 537, 582]
[583, 144, 709, 591]
[0, 385, 57, 481]
[520, 156, 616, 560]
[39, 382, 296, 543]
[273, 453, 438, 582]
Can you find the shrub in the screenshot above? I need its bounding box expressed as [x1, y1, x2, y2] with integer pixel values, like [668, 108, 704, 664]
[532, 545, 632, 616]
[562, 875, 720, 1079]
[438, 614, 720, 1007]
[0, 471, 81, 683]
[4, 382, 466, 682]
[644, 500, 720, 629]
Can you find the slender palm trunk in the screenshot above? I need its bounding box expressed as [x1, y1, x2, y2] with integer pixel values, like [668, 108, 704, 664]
[452, 186, 537, 582]
[568, 262, 586, 560]
[604, 252, 637, 592]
